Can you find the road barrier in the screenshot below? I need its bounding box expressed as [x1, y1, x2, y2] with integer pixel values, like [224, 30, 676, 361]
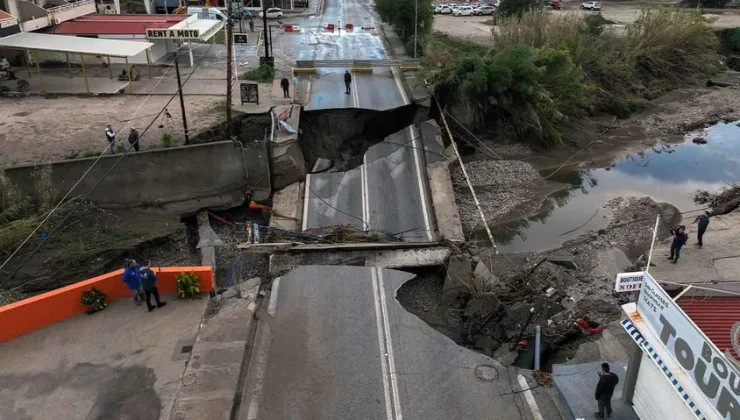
[400, 64, 421, 71]
[284, 25, 294, 32]
[325, 23, 335, 31]
[293, 67, 317, 73]
[361, 23, 375, 29]
[0, 266, 215, 343]
[294, 59, 420, 68]
[351, 67, 373, 72]
[345, 23, 354, 30]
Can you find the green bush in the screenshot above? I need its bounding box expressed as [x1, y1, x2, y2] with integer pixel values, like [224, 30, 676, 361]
[176, 272, 200, 299]
[498, 0, 538, 18]
[161, 132, 173, 148]
[82, 287, 108, 314]
[241, 65, 276, 83]
[375, 0, 433, 46]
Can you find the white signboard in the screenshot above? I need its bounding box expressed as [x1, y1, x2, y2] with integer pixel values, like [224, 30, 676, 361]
[615, 271, 646, 292]
[146, 29, 201, 39]
[637, 272, 740, 419]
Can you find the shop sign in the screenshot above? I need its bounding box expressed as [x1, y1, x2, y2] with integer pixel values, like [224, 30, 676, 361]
[615, 271, 646, 292]
[637, 272, 740, 419]
[146, 28, 201, 39]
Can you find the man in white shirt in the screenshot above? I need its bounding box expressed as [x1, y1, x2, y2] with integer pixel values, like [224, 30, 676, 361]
[105, 125, 116, 154]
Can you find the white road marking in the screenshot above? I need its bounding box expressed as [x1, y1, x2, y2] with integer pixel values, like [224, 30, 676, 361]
[361, 153, 369, 231]
[352, 72, 360, 108]
[268, 276, 280, 315]
[409, 126, 433, 242]
[377, 268, 404, 420]
[301, 174, 311, 231]
[371, 268, 394, 420]
[304, 76, 313, 106]
[517, 374, 544, 420]
[391, 66, 409, 105]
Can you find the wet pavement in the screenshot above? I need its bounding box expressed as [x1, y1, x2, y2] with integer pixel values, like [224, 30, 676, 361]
[491, 121, 740, 253]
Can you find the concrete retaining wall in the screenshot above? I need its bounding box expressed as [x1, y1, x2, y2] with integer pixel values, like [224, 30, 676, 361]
[0, 266, 214, 343]
[3, 141, 271, 213]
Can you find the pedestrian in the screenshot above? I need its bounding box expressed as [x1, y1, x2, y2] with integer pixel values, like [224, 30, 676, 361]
[249, 17, 254, 32]
[668, 225, 689, 264]
[105, 124, 116, 154]
[594, 362, 619, 419]
[140, 259, 167, 312]
[280, 76, 290, 98]
[122, 258, 144, 306]
[128, 127, 140, 152]
[344, 70, 352, 95]
[694, 211, 710, 247]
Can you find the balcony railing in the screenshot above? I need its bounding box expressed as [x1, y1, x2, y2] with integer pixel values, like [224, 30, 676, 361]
[46, 0, 95, 15]
[0, 16, 19, 29]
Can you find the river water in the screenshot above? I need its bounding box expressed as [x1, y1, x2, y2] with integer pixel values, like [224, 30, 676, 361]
[490, 121, 740, 253]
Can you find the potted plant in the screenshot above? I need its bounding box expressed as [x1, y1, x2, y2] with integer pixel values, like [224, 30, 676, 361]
[81, 287, 108, 314]
[176, 272, 200, 299]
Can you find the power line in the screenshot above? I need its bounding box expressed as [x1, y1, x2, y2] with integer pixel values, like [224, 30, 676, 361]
[0, 56, 179, 275]
[0, 44, 215, 286]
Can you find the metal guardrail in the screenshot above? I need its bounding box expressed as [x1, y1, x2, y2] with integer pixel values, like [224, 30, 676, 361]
[46, 0, 94, 14]
[0, 17, 18, 28]
[295, 59, 420, 68]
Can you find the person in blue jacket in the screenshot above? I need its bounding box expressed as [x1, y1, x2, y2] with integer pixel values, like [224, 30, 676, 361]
[123, 258, 145, 306]
[140, 259, 166, 312]
[668, 226, 689, 264]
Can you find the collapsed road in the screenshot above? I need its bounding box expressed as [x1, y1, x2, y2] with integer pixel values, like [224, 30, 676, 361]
[302, 123, 445, 242]
[240, 265, 552, 420]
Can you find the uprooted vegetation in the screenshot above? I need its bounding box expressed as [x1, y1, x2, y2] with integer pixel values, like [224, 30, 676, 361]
[695, 182, 740, 215]
[423, 8, 720, 147]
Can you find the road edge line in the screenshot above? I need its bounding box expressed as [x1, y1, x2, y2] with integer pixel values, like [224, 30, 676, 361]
[372, 267, 394, 420]
[377, 269, 403, 420]
[517, 374, 544, 420]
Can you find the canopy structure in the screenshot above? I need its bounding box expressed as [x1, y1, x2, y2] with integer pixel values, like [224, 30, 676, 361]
[0, 32, 155, 93]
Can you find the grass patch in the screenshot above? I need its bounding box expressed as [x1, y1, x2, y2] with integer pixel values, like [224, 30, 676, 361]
[82, 149, 102, 158]
[241, 65, 276, 83]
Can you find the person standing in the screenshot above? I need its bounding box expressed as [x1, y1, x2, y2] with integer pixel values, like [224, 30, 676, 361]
[344, 70, 352, 95]
[105, 124, 116, 154]
[280, 76, 290, 98]
[140, 259, 166, 312]
[128, 127, 140, 152]
[594, 362, 619, 419]
[668, 226, 689, 264]
[122, 259, 144, 306]
[694, 211, 710, 247]
[249, 17, 254, 32]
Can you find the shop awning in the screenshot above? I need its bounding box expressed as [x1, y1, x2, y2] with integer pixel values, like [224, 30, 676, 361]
[0, 32, 152, 58]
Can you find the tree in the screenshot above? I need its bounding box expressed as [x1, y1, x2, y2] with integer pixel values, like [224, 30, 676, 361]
[375, 0, 433, 51]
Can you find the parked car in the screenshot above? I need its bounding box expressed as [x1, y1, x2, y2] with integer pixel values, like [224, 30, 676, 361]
[473, 5, 496, 15]
[438, 5, 453, 13]
[454, 5, 474, 16]
[549, 0, 561, 9]
[580, 1, 600, 10]
[258, 7, 284, 18]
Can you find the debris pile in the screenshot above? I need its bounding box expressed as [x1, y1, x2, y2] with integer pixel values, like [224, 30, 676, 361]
[695, 182, 740, 215]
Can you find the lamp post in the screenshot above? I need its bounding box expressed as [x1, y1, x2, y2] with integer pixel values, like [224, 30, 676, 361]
[413, 0, 418, 59]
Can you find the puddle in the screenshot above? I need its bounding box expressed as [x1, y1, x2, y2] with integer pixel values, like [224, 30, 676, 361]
[487, 120, 740, 253]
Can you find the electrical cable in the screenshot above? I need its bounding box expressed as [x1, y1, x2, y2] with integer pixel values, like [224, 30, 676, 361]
[0, 55, 179, 276]
[0, 44, 215, 287]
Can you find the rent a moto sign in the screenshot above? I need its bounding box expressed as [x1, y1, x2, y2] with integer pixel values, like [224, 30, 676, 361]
[638, 273, 740, 419]
[146, 29, 201, 39]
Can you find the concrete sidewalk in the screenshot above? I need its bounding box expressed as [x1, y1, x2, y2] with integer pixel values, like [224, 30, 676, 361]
[649, 209, 740, 283]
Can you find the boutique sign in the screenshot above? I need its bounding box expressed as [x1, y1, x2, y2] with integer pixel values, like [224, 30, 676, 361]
[638, 273, 740, 420]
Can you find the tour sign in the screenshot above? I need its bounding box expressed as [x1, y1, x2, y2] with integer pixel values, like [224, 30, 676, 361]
[146, 29, 201, 40]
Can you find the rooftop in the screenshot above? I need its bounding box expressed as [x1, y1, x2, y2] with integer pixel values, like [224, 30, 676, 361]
[53, 14, 187, 35]
[0, 293, 208, 420]
[0, 32, 153, 57]
[678, 295, 740, 361]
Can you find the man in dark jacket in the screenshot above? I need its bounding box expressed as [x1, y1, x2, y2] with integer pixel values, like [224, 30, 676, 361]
[140, 259, 166, 312]
[595, 362, 619, 418]
[668, 226, 689, 263]
[694, 211, 710, 247]
[344, 70, 352, 95]
[280, 76, 290, 98]
[128, 127, 140, 152]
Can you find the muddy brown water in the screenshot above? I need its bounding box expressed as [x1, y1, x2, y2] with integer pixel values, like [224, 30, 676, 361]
[484, 120, 740, 253]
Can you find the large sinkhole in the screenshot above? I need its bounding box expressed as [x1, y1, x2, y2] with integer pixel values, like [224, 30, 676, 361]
[299, 104, 427, 170]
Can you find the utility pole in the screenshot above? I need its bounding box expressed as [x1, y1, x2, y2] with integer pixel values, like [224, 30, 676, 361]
[262, 0, 270, 63]
[174, 59, 190, 145]
[413, 0, 418, 59]
[226, 0, 234, 140]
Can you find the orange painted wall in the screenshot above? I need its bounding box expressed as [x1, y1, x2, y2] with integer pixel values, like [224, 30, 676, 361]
[0, 266, 214, 343]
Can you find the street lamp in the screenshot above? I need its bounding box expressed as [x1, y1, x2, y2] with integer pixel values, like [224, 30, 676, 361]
[413, 0, 418, 59]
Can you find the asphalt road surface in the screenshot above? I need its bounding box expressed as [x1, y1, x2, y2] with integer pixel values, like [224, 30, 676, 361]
[242, 266, 552, 420]
[302, 125, 435, 242]
[262, 0, 409, 110]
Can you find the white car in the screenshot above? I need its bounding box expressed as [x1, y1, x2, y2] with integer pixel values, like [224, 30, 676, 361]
[437, 5, 453, 13]
[580, 1, 601, 10]
[453, 5, 474, 16]
[473, 5, 496, 15]
[258, 7, 284, 18]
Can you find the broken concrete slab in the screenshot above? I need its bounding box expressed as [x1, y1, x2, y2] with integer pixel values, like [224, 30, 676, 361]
[419, 119, 446, 164]
[311, 158, 332, 173]
[427, 162, 465, 243]
[269, 181, 304, 231]
[472, 260, 500, 287]
[269, 246, 451, 276]
[442, 254, 471, 305]
[546, 255, 579, 270]
[196, 211, 220, 276]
